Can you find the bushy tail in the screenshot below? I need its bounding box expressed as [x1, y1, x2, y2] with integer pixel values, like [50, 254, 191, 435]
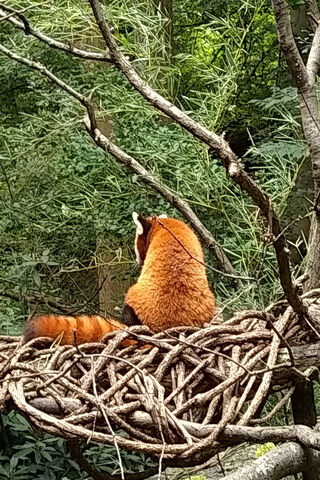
[23, 314, 133, 346]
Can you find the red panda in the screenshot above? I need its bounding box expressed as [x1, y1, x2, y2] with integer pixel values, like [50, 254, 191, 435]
[122, 213, 215, 331]
[23, 314, 133, 347]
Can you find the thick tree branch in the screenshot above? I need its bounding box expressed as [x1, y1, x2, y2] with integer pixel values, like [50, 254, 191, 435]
[0, 4, 112, 63]
[224, 442, 320, 480]
[0, 42, 238, 281]
[272, 0, 320, 454]
[307, 26, 320, 81]
[272, 0, 320, 296]
[131, 417, 320, 452]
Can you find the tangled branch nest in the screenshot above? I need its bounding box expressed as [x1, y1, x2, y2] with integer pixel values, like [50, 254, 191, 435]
[1, 291, 320, 466]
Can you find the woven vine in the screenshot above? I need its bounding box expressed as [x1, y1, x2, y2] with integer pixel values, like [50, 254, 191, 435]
[0, 291, 319, 465]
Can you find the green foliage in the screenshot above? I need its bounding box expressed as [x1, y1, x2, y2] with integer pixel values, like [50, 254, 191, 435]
[0, 412, 154, 479]
[0, 0, 312, 323]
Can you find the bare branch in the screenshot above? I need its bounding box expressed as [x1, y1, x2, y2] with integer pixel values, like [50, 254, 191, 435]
[0, 3, 34, 27]
[88, 0, 305, 315]
[0, 4, 112, 63]
[178, 423, 320, 450]
[88, 0, 240, 158]
[307, 26, 320, 80]
[0, 42, 237, 280]
[272, 0, 308, 88]
[272, 1, 320, 296]
[0, 42, 86, 104]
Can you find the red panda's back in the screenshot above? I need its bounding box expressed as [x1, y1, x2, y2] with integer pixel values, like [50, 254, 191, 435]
[125, 217, 215, 331]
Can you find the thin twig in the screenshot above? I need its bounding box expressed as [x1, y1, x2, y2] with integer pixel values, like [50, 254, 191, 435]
[0, 4, 112, 62]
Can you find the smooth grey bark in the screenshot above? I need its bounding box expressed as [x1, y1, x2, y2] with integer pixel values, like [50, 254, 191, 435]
[224, 442, 320, 480]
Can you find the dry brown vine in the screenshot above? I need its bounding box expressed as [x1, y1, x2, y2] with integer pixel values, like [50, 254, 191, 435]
[1, 292, 320, 469]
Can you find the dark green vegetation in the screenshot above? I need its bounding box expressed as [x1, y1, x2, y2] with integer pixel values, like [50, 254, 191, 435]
[0, 0, 315, 478]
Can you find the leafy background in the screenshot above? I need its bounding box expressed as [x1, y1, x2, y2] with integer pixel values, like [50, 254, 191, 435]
[0, 0, 314, 477]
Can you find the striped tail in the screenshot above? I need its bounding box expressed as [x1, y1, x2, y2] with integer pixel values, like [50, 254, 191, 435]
[23, 314, 132, 346]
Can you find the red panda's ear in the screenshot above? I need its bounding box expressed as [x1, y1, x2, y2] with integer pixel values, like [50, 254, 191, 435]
[132, 212, 152, 265]
[132, 212, 152, 235]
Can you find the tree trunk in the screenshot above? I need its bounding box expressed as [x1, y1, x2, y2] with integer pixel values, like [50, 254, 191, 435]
[97, 239, 132, 317]
[300, 85, 320, 290]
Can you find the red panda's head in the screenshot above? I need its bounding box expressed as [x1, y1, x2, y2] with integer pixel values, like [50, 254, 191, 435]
[132, 212, 167, 265]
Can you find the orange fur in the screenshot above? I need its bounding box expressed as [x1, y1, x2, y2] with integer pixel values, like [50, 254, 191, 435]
[125, 216, 215, 331]
[23, 314, 134, 347]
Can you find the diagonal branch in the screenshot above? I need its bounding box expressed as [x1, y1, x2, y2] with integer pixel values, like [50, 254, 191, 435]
[0, 42, 238, 281]
[88, 0, 305, 315]
[88, 0, 237, 160]
[0, 4, 112, 63]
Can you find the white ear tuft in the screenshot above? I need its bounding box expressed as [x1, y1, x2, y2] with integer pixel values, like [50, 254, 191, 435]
[132, 211, 143, 235]
[158, 213, 167, 218]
